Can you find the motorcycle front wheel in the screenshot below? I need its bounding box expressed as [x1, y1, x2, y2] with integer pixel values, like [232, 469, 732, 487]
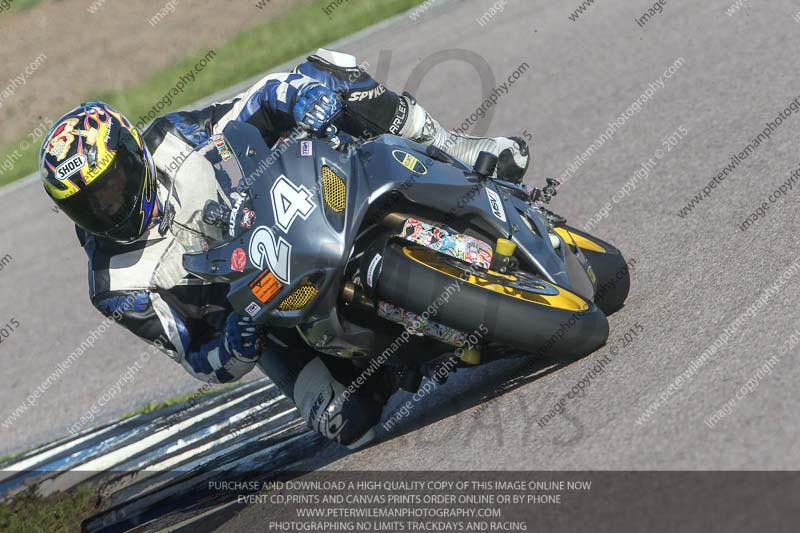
[376, 243, 609, 358]
[554, 226, 631, 316]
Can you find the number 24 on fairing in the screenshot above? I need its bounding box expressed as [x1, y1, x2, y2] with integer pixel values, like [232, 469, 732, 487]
[248, 175, 317, 284]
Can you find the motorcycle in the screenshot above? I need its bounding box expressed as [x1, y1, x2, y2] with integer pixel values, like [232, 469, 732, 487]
[182, 120, 630, 393]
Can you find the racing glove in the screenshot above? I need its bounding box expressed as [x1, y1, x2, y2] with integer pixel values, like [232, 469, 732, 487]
[293, 83, 343, 133]
[223, 312, 262, 362]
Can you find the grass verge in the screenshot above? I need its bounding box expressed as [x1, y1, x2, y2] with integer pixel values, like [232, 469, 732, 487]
[0, 485, 99, 533]
[0, 0, 426, 187]
[9, 0, 44, 12]
[0, 443, 44, 466]
[0, 452, 21, 465]
[0, 383, 242, 530]
[120, 382, 239, 420]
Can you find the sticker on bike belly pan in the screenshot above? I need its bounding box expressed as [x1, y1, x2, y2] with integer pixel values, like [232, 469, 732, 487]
[378, 301, 468, 347]
[485, 187, 507, 222]
[401, 218, 492, 269]
[392, 150, 428, 175]
[249, 270, 283, 303]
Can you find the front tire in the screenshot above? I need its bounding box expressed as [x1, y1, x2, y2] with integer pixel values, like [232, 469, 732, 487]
[376, 243, 609, 358]
[554, 226, 631, 315]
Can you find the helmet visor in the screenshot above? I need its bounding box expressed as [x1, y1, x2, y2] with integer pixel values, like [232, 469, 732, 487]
[59, 146, 152, 242]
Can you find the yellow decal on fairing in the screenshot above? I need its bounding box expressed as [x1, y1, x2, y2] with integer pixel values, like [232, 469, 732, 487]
[392, 150, 428, 175]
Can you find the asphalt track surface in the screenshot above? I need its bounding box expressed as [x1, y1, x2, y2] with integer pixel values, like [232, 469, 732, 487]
[3, 0, 800, 493]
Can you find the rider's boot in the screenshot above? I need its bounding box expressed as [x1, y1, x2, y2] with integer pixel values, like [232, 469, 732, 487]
[257, 329, 386, 448]
[398, 97, 530, 184]
[293, 357, 383, 448]
[294, 50, 529, 182]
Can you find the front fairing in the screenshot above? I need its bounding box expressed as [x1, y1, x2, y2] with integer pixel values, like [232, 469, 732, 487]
[354, 136, 513, 238]
[183, 123, 356, 327]
[353, 136, 595, 298]
[183, 123, 597, 328]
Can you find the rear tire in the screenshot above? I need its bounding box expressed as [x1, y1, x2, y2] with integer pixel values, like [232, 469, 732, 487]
[376, 243, 609, 358]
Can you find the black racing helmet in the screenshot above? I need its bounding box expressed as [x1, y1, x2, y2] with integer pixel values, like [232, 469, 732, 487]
[39, 102, 157, 243]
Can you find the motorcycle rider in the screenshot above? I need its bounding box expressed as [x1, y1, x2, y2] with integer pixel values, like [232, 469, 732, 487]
[39, 49, 530, 447]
